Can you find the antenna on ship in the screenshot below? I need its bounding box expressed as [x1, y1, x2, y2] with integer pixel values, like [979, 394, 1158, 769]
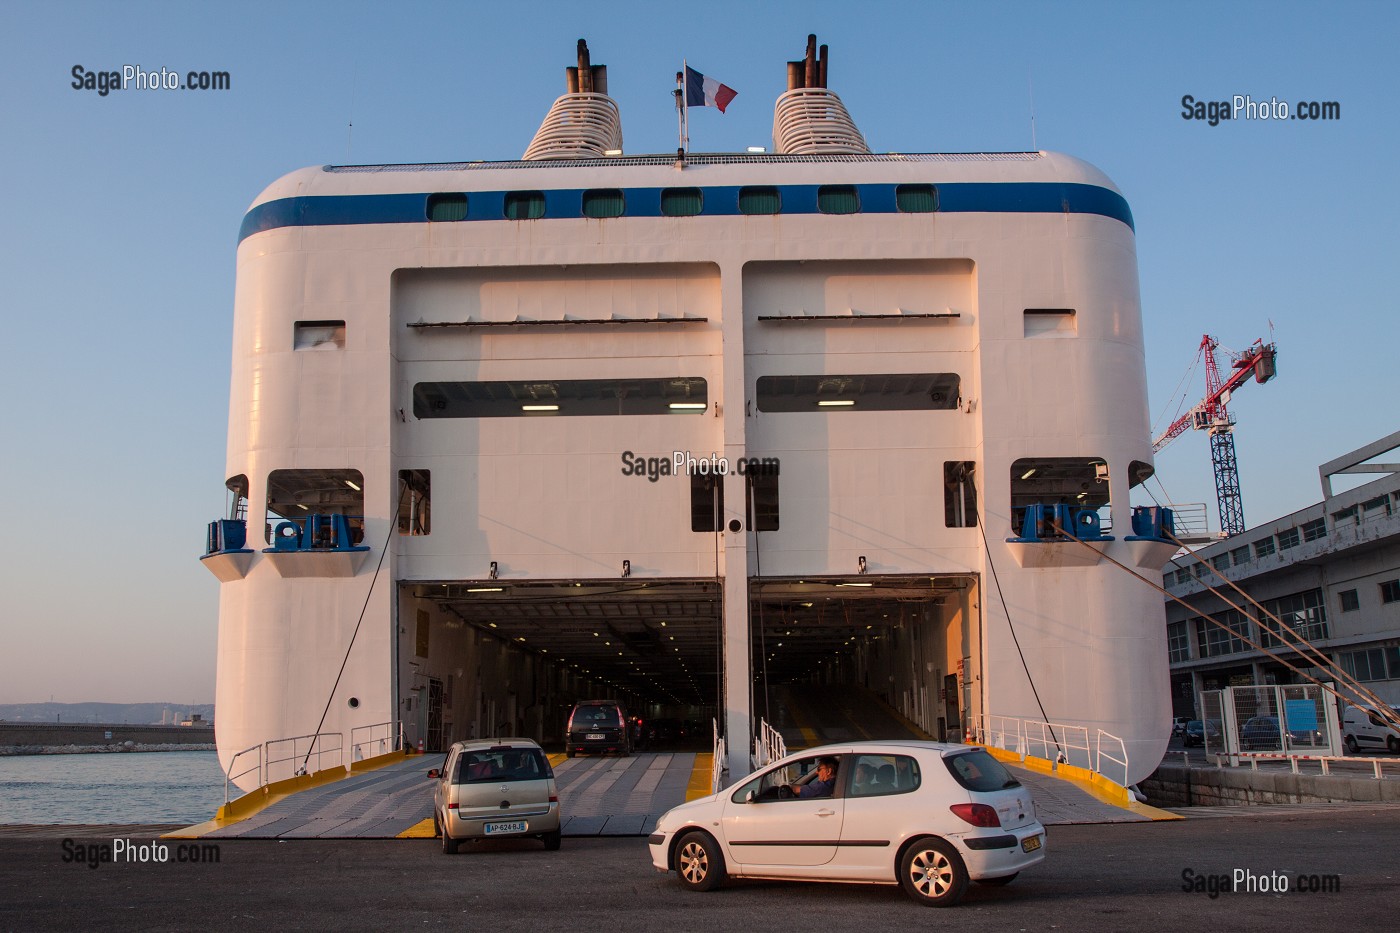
[771, 34, 869, 155]
[523, 39, 624, 160]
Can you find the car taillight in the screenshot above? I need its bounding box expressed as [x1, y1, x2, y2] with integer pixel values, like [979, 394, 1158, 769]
[950, 803, 1000, 827]
[448, 802, 459, 810]
[549, 795, 559, 803]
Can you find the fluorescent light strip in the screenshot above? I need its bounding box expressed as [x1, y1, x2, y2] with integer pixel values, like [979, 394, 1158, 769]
[817, 399, 856, 407]
[521, 404, 559, 411]
[668, 402, 707, 410]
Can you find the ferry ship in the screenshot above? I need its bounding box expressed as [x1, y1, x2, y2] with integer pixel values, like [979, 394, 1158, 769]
[204, 37, 1176, 791]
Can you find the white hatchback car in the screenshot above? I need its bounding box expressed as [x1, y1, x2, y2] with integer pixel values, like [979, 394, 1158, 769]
[430, 738, 561, 854]
[649, 742, 1045, 906]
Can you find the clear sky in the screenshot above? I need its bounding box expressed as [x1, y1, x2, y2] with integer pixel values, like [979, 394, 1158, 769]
[1, 1, 1395, 704]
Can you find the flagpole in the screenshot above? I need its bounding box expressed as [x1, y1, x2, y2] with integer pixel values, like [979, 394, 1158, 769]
[680, 60, 689, 156]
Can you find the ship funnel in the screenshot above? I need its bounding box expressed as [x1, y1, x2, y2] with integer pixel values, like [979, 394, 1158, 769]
[523, 39, 623, 160]
[772, 34, 869, 155]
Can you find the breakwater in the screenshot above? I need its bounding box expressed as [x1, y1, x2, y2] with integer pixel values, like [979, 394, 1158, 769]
[0, 722, 215, 755]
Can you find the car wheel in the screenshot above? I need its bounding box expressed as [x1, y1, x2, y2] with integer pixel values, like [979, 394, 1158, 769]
[441, 813, 459, 855]
[565, 747, 575, 759]
[675, 831, 726, 892]
[976, 872, 1019, 886]
[542, 830, 562, 851]
[1344, 735, 1359, 754]
[899, 838, 969, 907]
[1388, 735, 1400, 754]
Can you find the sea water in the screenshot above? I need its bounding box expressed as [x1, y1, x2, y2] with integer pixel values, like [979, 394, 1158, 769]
[0, 750, 229, 824]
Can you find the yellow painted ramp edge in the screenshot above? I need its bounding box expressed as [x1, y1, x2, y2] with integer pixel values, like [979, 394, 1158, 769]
[165, 749, 420, 839]
[980, 745, 1182, 821]
[686, 753, 715, 801]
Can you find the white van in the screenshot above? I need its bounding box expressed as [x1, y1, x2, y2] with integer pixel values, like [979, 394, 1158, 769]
[1340, 704, 1400, 754]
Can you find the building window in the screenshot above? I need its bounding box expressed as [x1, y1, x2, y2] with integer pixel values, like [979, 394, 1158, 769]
[1254, 537, 1276, 558]
[1339, 588, 1360, 612]
[426, 193, 468, 222]
[1229, 545, 1249, 565]
[1196, 608, 1250, 658]
[1008, 457, 1110, 538]
[817, 185, 860, 214]
[738, 186, 780, 215]
[265, 469, 365, 547]
[691, 473, 723, 533]
[413, 377, 708, 418]
[746, 471, 779, 532]
[895, 184, 937, 213]
[582, 189, 625, 218]
[1332, 505, 1358, 526]
[294, 320, 345, 350]
[398, 469, 430, 536]
[1259, 589, 1328, 647]
[1300, 518, 1327, 542]
[1167, 621, 1190, 663]
[504, 191, 546, 220]
[1211, 554, 1231, 573]
[661, 187, 703, 216]
[756, 373, 959, 412]
[1382, 580, 1400, 604]
[944, 461, 977, 528]
[1340, 648, 1390, 682]
[1277, 527, 1300, 550]
[1362, 495, 1392, 521]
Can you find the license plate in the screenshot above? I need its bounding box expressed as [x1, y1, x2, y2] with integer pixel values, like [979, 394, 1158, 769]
[587, 733, 605, 740]
[484, 821, 527, 835]
[1021, 834, 1042, 853]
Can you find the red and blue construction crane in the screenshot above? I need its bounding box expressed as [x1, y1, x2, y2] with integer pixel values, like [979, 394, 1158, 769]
[1153, 335, 1278, 538]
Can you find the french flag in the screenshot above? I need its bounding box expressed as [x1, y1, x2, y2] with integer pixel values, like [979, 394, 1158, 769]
[684, 66, 737, 113]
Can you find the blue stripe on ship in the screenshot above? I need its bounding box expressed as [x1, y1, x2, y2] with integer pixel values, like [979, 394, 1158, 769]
[239, 182, 1133, 243]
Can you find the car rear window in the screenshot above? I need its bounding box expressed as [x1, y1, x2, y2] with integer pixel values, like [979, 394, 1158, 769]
[572, 706, 622, 728]
[943, 750, 1020, 792]
[455, 748, 550, 784]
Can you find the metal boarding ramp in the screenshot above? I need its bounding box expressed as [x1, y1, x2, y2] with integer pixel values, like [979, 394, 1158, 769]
[193, 752, 705, 840]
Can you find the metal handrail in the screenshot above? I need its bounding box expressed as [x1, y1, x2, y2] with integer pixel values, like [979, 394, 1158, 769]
[751, 718, 787, 768]
[711, 718, 727, 795]
[350, 721, 403, 761]
[977, 714, 1127, 785]
[224, 742, 264, 804]
[1095, 729, 1130, 786]
[264, 731, 344, 784]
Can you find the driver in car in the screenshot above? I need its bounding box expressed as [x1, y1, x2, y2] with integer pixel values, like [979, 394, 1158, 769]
[786, 757, 838, 798]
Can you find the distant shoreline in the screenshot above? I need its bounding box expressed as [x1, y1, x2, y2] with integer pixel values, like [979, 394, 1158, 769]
[0, 744, 217, 757]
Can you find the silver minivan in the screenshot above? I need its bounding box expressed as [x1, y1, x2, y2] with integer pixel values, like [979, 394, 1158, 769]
[430, 738, 562, 853]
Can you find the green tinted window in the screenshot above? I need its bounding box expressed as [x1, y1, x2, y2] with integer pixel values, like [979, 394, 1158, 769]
[896, 184, 937, 213]
[739, 186, 781, 215]
[817, 185, 859, 214]
[504, 191, 545, 220]
[661, 187, 703, 216]
[426, 193, 468, 222]
[582, 189, 625, 218]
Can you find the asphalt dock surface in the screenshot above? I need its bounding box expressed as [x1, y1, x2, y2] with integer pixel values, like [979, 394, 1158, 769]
[3, 807, 1398, 931]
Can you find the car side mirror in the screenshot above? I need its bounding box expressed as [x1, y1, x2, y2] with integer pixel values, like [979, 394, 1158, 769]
[427, 769, 440, 779]
[745, 790, 757, 804]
